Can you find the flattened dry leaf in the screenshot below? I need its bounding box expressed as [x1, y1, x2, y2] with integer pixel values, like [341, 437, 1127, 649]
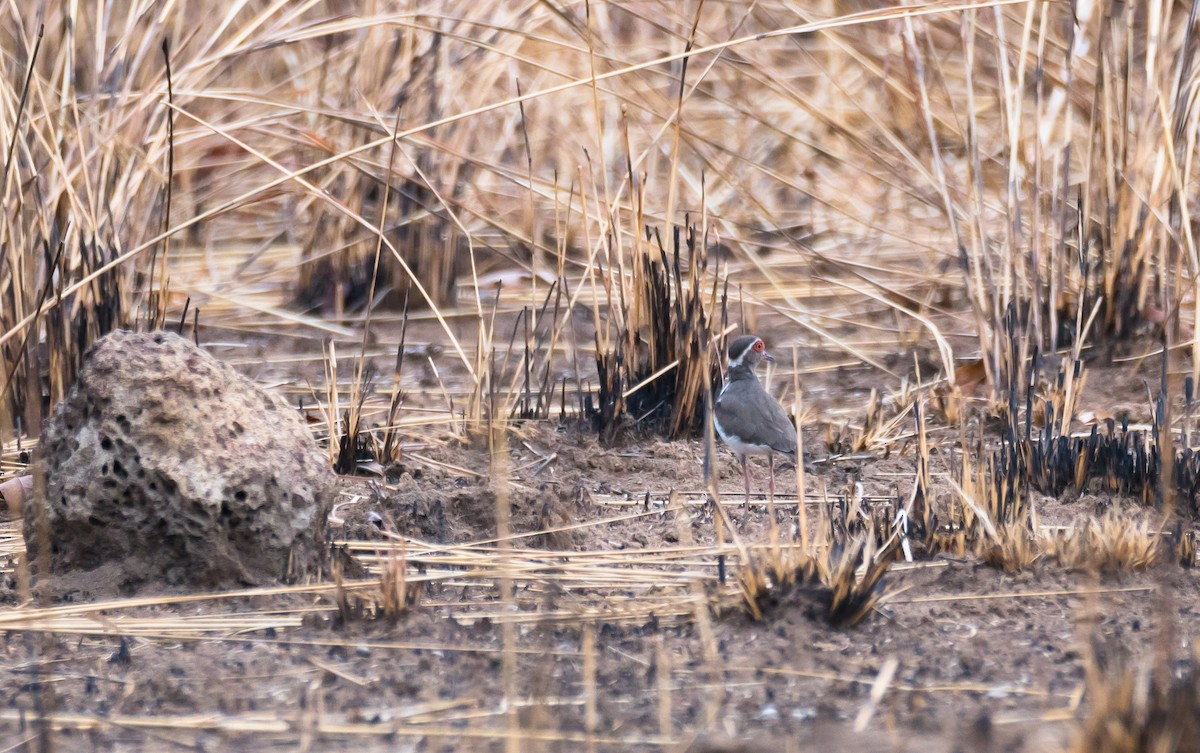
[0, 475, 34, 515]
[954, 358, 988, 397]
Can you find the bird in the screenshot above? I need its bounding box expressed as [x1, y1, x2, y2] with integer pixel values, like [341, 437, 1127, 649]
[713, 334, 798, 504]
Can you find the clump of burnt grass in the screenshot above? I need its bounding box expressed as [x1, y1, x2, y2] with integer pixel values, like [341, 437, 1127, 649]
[738, 539, 894, 629]
[925, 439, 1195, 575]
[1044, 511, 1161, 574]
[904, 353, 1199, 574]
[978, 522, 1042, 574]
[934, 0, 1200, 550]
[987, 341, 1200, 526]
[0, 25, 163, 442]
[2, 233, 137, 435]
[588, 222, 728, 442]
[959, 500, 1172, 576]
[823, 384, 919, 457]
[943, 0, 1200, 415]
[1074, 639, 1200, 753]
[294, 176, 465, 317]
[738, 500, 896, 629]
[331, 542, 419, 625]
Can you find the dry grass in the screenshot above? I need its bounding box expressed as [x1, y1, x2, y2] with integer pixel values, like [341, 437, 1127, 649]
[1046, 510, 1162, 574]
[3, 0, 1193, 447]
[1074, 639, 1200, 753]
[3, 0, 1200, 748]
[739, 496, 896, 628]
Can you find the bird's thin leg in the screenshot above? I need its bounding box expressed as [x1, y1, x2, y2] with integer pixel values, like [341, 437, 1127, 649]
[768, 453, 776, 501]
[741, 455, 751, 507]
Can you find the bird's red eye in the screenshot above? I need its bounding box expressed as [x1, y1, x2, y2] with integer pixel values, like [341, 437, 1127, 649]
[754, 340, 764, 351]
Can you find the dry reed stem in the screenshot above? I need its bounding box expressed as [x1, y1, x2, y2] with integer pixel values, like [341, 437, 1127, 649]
[4, 0, 1200, 745]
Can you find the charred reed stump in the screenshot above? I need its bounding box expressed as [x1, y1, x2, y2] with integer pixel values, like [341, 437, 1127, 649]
[588, 222, 727, 442]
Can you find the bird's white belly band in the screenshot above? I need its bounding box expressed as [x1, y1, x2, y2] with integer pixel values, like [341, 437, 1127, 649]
[714, 415, 773, 456]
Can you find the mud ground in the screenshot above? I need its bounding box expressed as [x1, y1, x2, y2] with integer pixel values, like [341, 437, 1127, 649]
[1, 335, 1197, 751]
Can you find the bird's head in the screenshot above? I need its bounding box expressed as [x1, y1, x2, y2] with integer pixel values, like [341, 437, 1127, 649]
[727, 334, 774, 370]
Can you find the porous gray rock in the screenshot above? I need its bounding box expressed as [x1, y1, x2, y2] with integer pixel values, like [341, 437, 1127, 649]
[24, 330, 334, 593]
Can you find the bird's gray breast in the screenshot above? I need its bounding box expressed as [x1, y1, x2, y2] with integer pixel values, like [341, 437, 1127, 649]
[714, 374, 796, 455]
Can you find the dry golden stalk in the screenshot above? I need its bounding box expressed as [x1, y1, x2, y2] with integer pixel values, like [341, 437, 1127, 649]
[979, 522, 1042, 574]
[1074, 641, 1200, 753]
[378, 543, 419, 620]
[1045, 511, 1161, 574]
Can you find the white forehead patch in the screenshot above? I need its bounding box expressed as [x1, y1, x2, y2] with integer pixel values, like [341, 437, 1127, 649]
[727, 339, 761, 370]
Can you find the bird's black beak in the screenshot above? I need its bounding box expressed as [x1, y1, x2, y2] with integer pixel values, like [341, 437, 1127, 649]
[764, 352, 776, 362]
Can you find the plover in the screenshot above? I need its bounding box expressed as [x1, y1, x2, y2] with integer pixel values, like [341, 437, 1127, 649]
[714, 335, 798, 503]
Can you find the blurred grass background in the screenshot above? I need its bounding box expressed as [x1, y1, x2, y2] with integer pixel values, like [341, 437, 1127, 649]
[0, 0, 1196, 455]
[2, 4, 1200, 747]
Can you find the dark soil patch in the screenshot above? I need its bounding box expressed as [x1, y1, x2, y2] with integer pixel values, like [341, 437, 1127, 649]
[4, 343, 1200, 751]
[3, 419, 1198, 751]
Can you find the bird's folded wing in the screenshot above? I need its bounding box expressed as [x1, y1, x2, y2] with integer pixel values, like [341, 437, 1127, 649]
[715, 391, 797, 454]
